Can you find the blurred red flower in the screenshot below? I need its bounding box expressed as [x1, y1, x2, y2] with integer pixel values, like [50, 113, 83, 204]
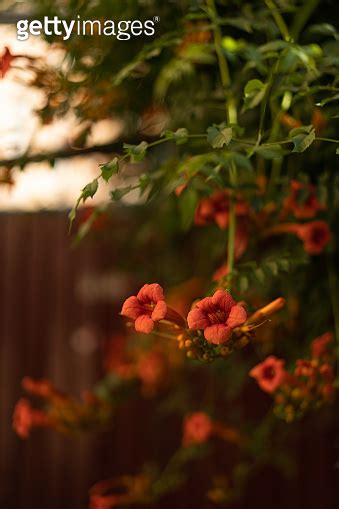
[294, 221, 331, 254]
[194, 190, 248, 230]
[183, 412, 213, 446]
[250, 356, 286, 393]
[311, 332, 333, 359]
[284, 180, 324, 219]
[13, 398, 50, 439]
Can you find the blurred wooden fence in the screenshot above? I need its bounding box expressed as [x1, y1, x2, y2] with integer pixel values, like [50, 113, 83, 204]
[0, 212, 338, 509]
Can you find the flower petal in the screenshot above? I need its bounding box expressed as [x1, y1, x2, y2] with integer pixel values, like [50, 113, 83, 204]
[187, 308, 210, 330]
[137, 283, 164, 303]
[135, 315, 154, 334]
[215, 211, 229, 229]
[152, 300, 167, 321]
[212, 290, 235, 314]
[196, 296, 215, 314]
[227, 305, 247, 328]
[121, 296, 142, 320]
[204, 324, 232, 345]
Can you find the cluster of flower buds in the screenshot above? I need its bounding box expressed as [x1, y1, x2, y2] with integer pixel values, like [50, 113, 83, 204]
[13, 377, 111, 438]
[250, 332, 336, 422]
[121, 284, 286, 362]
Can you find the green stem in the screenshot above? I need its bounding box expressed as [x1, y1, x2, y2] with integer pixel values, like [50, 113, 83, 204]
[227, 165, 237, 278]
[207, 0, 238, 286]
[264, 0, 291, 41]
[206, 0, 235, 122]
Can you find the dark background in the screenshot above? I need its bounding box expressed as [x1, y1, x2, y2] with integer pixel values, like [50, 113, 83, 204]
[0, 212, 338, 509]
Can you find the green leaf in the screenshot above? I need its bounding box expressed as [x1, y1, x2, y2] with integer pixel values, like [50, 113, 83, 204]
[81, 179, 99, 201]
[239, 276, 249, 293]
[244, 79, 265, 96]
[291, 128, 316, 153]
[308, 23, 338, 40]
[207, 126, 232, 148]
[288, 125, 314, 137]
[68, 206, 77, 225]
[243, 79, 267, 110]
[259, 40, 289, 53]
[100, 158, 119, 182]
[178, 187, 199, 230]
[124, 141, 149, 163]
[139, 174, 151, 194]
[162, 128, 189, 145]
[110, 186, 134, 201]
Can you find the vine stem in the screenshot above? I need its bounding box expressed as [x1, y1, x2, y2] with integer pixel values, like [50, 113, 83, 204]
[264, 0, 291, 41]
[207, 0, 238, 283]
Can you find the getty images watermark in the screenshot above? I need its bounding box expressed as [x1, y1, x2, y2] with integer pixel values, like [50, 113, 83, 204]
[16, 15, 160, 41]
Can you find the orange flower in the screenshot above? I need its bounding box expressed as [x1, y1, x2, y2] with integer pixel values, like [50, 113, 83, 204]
[121, 284, 167, 334]
[90, 495, 120, 509]
[249, 356, 286, 393]
[312, 108, 327, 135]
[187, 289, 247, 345]
[22, 376, 65, 400]
[136, 351, 167, 396]
[294, 221, 331, 255]
[279, 113, 302, 130]
[311, 332, 333, 359]
[194, 190, 248, 230]
[182, 412, 213, 446]
[284, 181, 324, 219]
[13, 398, 50, 439]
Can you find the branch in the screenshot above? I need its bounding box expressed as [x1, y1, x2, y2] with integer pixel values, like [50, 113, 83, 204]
[0, 137, 152, 169]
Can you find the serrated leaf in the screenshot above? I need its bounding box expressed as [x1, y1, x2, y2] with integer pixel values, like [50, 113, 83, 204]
[207, 126, 232, 148]
[100, 157, 119, 182]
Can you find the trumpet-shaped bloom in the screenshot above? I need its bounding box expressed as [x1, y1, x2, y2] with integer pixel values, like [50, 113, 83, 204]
[121, 283, 167, 334]
[249, 356, 286, 393]
[194, 191, 248, 230]
[187, 289, 247, 345]
[284, 180, 324, 219]
[294, 221, 331, 255]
